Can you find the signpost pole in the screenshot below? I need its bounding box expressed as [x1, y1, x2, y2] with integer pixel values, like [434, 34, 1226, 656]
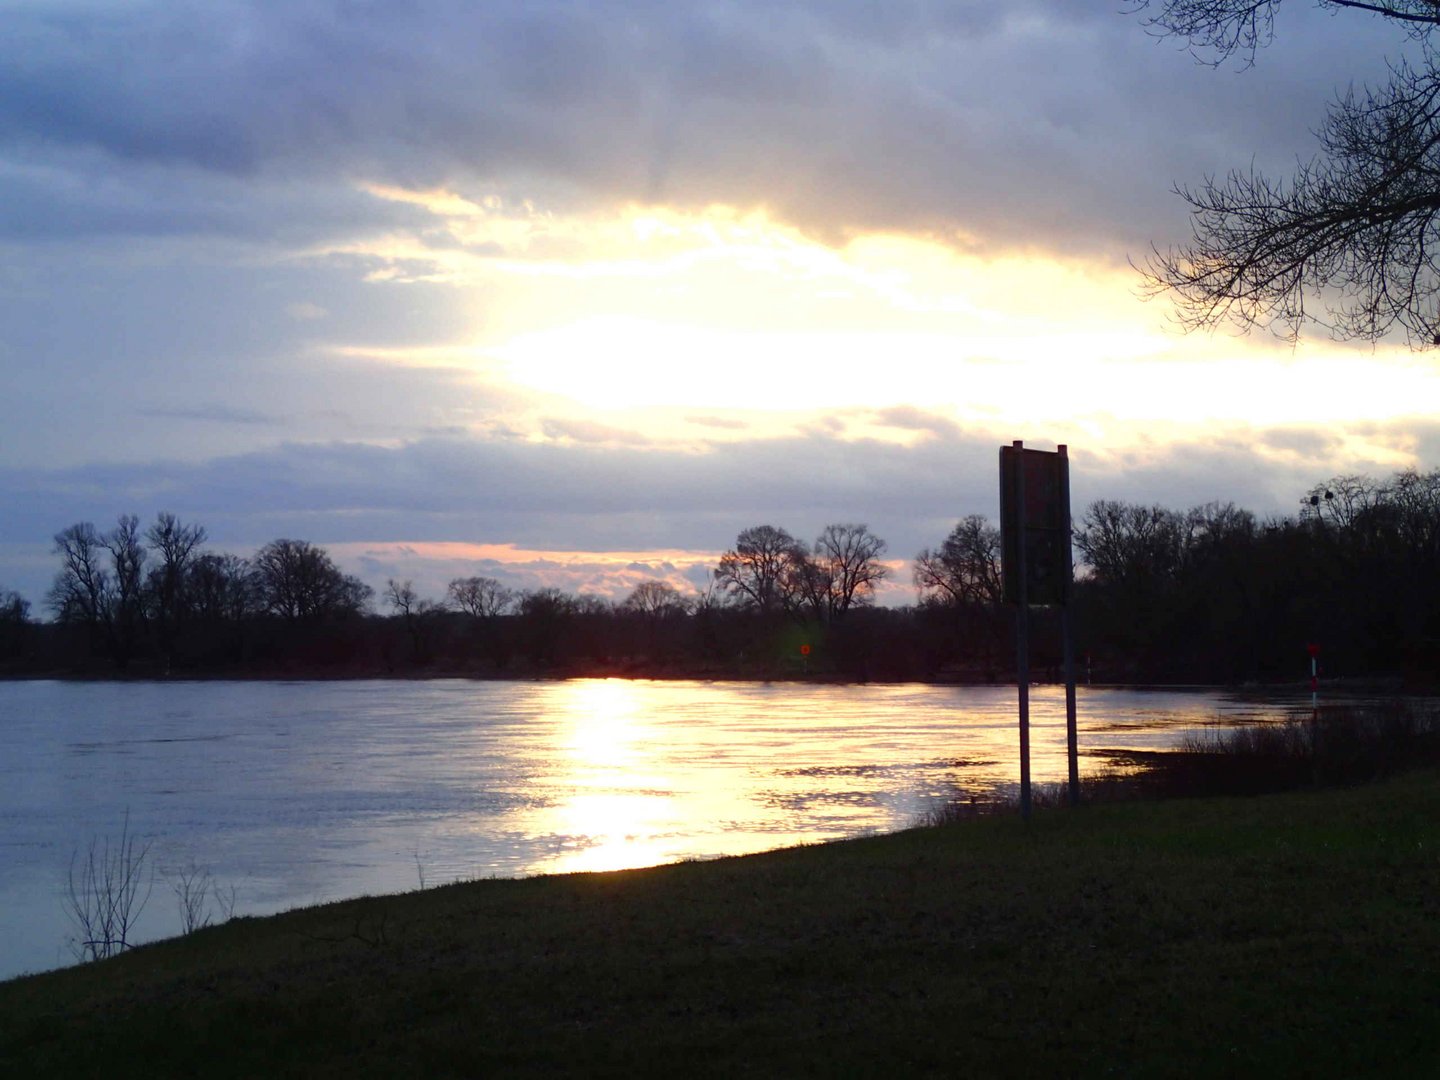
[1059, 444, 1079, 806]
[1001, 439, 1074, 821]
[1012, 440, 1032, 822]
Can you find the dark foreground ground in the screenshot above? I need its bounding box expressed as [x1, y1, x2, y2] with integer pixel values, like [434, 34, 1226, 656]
[4, 770, 1440, 1078]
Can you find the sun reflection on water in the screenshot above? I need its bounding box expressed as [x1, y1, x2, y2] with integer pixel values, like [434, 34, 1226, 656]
[558, 677, 649, 769]
[538, 680, 675, 873]
[526, 678, 858, 875]
[481, 680, 1316, 878]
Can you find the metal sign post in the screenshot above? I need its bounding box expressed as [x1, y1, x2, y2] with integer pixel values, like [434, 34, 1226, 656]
[1060, 447, 1079, 806]
[1000, 441, 1078, 819]
[1009, 442, 1032, 821]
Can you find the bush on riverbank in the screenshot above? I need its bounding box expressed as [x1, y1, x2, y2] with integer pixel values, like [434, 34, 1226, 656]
[1082, 699, 1440, 803]
[1186, 697, 1440, 783]
[922, 699, 1440, 825]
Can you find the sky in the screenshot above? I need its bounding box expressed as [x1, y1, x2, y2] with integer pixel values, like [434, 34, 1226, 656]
[3, 0, 1439, 611]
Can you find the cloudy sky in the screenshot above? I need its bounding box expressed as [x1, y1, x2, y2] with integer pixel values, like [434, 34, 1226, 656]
[3, 0, 1438, 610]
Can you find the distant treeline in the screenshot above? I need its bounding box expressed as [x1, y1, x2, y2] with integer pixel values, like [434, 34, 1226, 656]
[1, 468, 1437, 684]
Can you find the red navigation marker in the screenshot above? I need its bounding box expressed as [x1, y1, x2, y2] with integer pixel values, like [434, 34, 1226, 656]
[799, 644, 811, 656]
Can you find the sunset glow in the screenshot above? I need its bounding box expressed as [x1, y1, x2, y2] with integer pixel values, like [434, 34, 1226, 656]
[342, 193, 1440, 439]
[2, 2, 1436, 608]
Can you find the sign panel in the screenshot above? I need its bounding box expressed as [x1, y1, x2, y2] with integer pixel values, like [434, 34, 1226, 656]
[999, 444, 1072, 606]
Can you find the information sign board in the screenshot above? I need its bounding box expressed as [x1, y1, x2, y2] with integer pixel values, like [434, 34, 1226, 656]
[999, 444, 1072, 606]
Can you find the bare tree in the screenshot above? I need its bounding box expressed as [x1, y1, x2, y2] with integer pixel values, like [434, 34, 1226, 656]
[187, 552, 256, 625]
[515, 587, 579, 663]
[914, 516, 1003, 608]
[1180, 502, 1260, 571]
[1074, 501, 1189, 587]
[101, 515, 148, 667]
[0, 585, 30, 659]
[1388, 467, 1440, 554]
[813, 523, 888, 618]
[1131, 1, 1440, 343]
[49, 517, 149, 666]
[515, 588, 579, 618]
[446, 575, 514, 618]
[780, 547, 832, 622]
[621, 581, 692, 660]
[715, 525, 804, 614]
[0, 587, 28, 622]
[1300, 474, 1385, 529]
[48, 522, 109, 633]
[384, 578, 419, 619]
[622, 580, 690, 616]
[1133, 3, 1440, 67]
[385, 578, 445, 661]
[251, 539, 371, 622]
[145, 512, 207, 669]
[573, 594, 614, 617]
[691, 576, 731, 614]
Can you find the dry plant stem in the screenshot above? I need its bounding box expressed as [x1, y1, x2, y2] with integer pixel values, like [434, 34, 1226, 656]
[65, 811, 153, 962]
[171, 862, 214, 935]
[215, 882, 238, 922]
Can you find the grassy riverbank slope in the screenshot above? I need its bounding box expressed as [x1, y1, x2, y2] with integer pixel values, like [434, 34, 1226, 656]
[5, 772, 1440, 1078]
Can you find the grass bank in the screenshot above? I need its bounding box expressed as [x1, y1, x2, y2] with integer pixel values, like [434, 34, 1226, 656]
[5, 769, 1440, 1078]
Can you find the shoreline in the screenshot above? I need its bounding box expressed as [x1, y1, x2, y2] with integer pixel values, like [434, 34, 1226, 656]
[0, 664, 1419, 696]
[6, 768, 1439, 1074]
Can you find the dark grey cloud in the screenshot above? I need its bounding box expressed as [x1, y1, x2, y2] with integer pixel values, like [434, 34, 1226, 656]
[138, 403, 281, 426]
[0, 248, 514, 471]
[0, 145, 431, 245]
[539, 416, 656, 446]
[1256, 426, 1343, 458]
[685, 415, 750, 431]
[0, 1, 1410, 252]
[868, 406, 963, 440]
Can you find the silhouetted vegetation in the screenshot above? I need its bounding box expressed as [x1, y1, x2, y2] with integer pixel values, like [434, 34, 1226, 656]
[1112, 698, 1440, 799]
[4, 467, 1437, 684]
[1130, 1, 1440, 346]
[0, 586, 29, 661]
[22, 514, 375, 675]
[1071, 469, 1440, 684]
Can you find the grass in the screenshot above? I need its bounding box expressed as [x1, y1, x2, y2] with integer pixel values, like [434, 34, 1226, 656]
[5, 762, 1440, 1078]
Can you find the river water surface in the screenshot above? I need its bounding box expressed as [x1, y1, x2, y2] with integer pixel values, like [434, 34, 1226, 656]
[0, 678, 1311, 980]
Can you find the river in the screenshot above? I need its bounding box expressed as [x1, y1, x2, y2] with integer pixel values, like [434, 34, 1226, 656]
[0, 678, 1309, 980]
